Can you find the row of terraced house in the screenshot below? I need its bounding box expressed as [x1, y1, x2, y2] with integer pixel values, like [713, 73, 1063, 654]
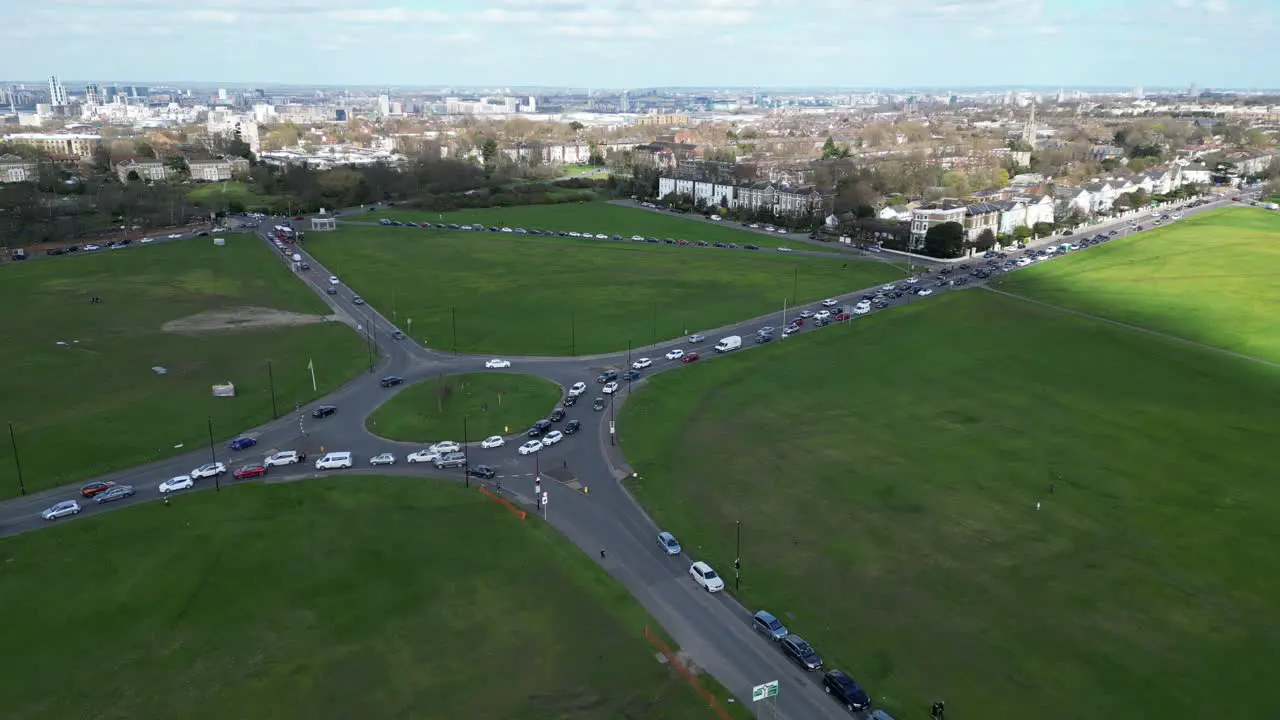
[655, 176, 830, 216]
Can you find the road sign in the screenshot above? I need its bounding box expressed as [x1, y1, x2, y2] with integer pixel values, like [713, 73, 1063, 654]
[542, 491, 548, 505]
[751, 681, 779, 702]
[609, 421, 615, 435]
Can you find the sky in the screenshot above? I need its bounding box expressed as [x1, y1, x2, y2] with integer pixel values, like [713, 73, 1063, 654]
[8, 0, 1279, 89]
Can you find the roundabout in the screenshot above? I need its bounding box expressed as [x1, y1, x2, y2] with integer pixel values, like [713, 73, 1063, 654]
[365, 372, 563, 444]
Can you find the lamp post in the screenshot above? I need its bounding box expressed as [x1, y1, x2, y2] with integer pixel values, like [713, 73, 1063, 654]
[651, 299, 657, 348]
[462, 414, 470, 489]
[735, 520, 742, 590]
[451, 307, 458, 355]
[206, 417, 220, 493]
[8, 422, 26, 496]
[792, 267, 798, 302]
[570, 309, 576, 356]
[267, 360, 278, 419]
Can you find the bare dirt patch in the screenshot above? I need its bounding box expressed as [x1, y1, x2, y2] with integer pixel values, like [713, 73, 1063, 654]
[162, 306, 335, 334]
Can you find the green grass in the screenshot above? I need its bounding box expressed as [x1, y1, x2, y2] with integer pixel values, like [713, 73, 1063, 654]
[367, 373, 562, 442]
[0, 478, 737, 720]
[999, 206, 1280, 363]
[375, 201, 803, 249]
[187, 181, 277, 210]
[306, 226, 901, 356]
[0, 237, 367, 498]
[620, 289, 1280, 720]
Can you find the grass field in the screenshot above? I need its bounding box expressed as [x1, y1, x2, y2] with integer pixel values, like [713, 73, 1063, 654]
[375, 201, 805, 249]
[367, 373, 562, 442]
[186, 181, 280, 211]
[0, 478, 736, 720]
[0, 238, 367, 498]
[307, 226, 901, 356]
[620, 289, 1280, 719]
[999, 206, 1280, 363]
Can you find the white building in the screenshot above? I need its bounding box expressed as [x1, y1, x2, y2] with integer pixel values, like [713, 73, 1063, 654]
[48, 75, 68, 107]
[207, 110, 261, 153]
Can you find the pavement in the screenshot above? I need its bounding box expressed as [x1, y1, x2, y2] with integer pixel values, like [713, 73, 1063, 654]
[0, 191, 1250, 720]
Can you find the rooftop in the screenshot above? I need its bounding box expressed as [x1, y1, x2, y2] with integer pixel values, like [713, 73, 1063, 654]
[3, 133, 102, 140]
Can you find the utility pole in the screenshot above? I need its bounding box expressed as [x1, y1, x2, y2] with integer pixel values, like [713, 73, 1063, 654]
[207, 417, 220, 492]
[8, 422, 26, 496]
[462, 414, 470, 489]
[735, 520, 742, 590]
[570, 309, 575, 355]
[267, 361, 278, 419]
[451, 307, 458, 355]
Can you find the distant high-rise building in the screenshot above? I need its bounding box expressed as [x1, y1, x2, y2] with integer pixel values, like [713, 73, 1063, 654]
[84, 83, 102, 105]
[1132, 86, 1144, 100]
[217, 88, 229, 101]
[1187, 82, 1198, 97]
[620, 91, 630, 112]
[527, 95, 537, 112]
[1022, 104, 1037, 149]
[377, 94, 391, 117]
[48, 75, 68, 107]
[335, 108, 347, 122]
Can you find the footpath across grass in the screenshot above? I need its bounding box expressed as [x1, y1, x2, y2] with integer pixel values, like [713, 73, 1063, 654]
[0, 478, 731, 720]
[0, 237, 367, 498]
[999, 206, 1280, 363]
[376, 201, 804, 249]
[367, 373, 562, 442]
[621, 289, 1280, 720]
[307, 226, 901, 356]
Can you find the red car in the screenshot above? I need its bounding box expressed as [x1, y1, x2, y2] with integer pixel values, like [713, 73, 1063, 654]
[790, 318, 804, 326]
[233, 464, 267, 479]
[833, 313, 850, 321]
[80, 481, 116, 497]
[682, 352, 700, 363]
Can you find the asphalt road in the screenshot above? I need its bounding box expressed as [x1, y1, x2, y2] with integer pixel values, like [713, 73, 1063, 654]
[0, 191, 1251, 719]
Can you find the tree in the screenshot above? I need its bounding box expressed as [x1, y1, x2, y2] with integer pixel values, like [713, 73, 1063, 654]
[975, 228, 996, 252]
[1013, 225, 1033, 241]
[923, 221, 965, 259]
[165, 155, 189, 179]
[994, 168, 1010, 187]
[126, 170, 141, 182]
[479, 138, 499, 171]
[134, 140, 156, 159]
[1032, 221, 1054, 237]
[567, 121, 584, 132]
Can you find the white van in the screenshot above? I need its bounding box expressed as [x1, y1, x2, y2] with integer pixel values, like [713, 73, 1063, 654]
[714, 335, 742, 353]
[315, 451, 353, 470]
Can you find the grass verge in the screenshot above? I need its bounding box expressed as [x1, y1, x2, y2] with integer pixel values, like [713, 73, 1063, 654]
[0, 478, 732, 720]
[620, 288, 1280, 719]
[307, 226, 901, 356]
[0, 237, 366, 497]
[367, 373, 562, 442]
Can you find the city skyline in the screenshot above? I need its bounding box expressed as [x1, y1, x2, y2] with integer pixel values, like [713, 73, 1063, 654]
[7, 0, 1278, 89]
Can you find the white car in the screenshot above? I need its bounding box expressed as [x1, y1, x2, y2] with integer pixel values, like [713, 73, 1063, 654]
[689, 334, 706, 343]
[329, 275, 340, 285]
[542, 430, 564, 446]
[518, 440, 543, 455]
[689, 561, 725, 593]
[140, 237, 155, 244]
[631, 235, 645, 241]
[407, 449, 441, 464]
[167, 233, 181, 239]
[1016, 258, 1032, 267]
[485, 358, 511, 369]
[881, 284, 896, 291]
[853, 304, 870, 316]
[159, 475, 194, 494]
[190, 462, 226, 480]
[602, 381, 619, 395]
[42, 500, 81, 520]
[814, 310, 831, 320]
[918, 288, 933, 297]
[568, 381, 587, 397]
[264, 450, 301, 467]
[595, 233, 607, 239]
[665, 348, 685, 360]
[905, 276, 919, 284]
[821, 298, 838, 307]
[569, 231, 582, 238]
[501, 226, 513, 233]
[777, 247, 792, 252]
[481, 435, 505, 449]
[84, 244, 101, 251]
[370, 453, 396, 466]
[632, 358, 652, 370]
[799, 310, 814, 318]
[430, 441, 461, 454]
[315, 452, 353, 470]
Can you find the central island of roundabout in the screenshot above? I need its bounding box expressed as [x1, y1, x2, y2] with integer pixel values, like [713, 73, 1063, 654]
[366, 372, 563, 442]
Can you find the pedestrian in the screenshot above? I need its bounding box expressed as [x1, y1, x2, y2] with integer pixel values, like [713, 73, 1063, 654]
[164, 495, 170, 506]
[599, 549, 606, 559]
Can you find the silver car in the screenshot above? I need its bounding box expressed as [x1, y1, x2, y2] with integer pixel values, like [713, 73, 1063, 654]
[370, 453, 396, 466]
[94, 485, 136, 504]
[42, 500, 81, 520]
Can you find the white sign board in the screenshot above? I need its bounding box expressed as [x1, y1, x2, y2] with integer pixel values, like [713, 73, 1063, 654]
[541, 492, 548, 506]
[751, 681, 779, 702]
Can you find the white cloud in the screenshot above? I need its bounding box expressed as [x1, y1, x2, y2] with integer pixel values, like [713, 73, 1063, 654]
[188, 9, 239, 22]
[326, 8, 450, 22]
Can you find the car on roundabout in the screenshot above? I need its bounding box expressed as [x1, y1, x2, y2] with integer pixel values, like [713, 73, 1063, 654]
[593, 397, 606, 411]
[190, 462, 226, 480]
[430, 441, 461, 454]
[688, 334, 706, 343]
[682, 352, 700, 363]
[369, 453, 396, 466]
[264, 450, 303, 467]
[484, 358, 512, 369]
[159, 475, 195, 494]
[821, 298, 838, 307]
[481, 435, 505, 449]
[227, 436, 257, 451]
[665, 348, 684, 360]
[602, 381, 619, 395]
[632, 357, 652, 369]
[568, 381, 587, 397]
[42, 500, 81, 520]
[541, 430, 564, 446]
[468, 465, 496, 480]
[918, 288, 933, 297]
[518, 439, 543, 455]
[407, 449, 441, 464]
[233, 464, 267, 479]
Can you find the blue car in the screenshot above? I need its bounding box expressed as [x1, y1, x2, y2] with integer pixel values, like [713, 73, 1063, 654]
[657, 531, 682, 555]
[227, 436, 257, 451]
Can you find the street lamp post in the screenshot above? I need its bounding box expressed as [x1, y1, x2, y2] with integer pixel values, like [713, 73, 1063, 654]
[792, 267, 798, 302]
[735, 520, 742, 590]
[571, 309, 576, 356]
[207, 417, 220, 493]
[8, 422, 26, 496]
[652, 300, 657, 348]
[462, 414, 470, 489]
[451, 307, 458, 355]
[267, 360, 278, 419]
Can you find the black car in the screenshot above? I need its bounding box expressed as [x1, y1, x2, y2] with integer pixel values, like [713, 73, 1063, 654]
[563, 394, 577, 407]
[326, 287, 338, 295]
[527, 419, 552, 437]
[713, 242, 727, 248]
[593, 397, 606, 411]
[468, 465, 496, 480]
[744, 244, 759, 250]
[563, 419, 581, 435]
[312, 405, 337, 418]
[549, 407, 566, 422]
[623, 370, 641, 381]
[755, 333, 774, 343]
[822, 670, 871, 712]
[779, 635, 823, 671]
[597, 370, 619, 383]
[380, 376, 404, 388]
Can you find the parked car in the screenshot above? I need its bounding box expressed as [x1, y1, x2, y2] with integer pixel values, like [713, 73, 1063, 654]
[752, 610, 790, 640]
[658, 531, 682, 555]
[780, 635, 823, 671]
[822, 670, 872, 712]
[42, 500, 81, 520]
[689, 561, 725, 592]
[159, 475, 195, 494]
[94, 485, 136, 504]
